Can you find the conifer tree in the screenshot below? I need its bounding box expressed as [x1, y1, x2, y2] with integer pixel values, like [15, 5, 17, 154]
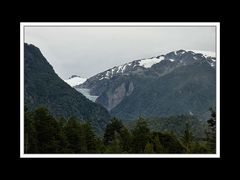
[153, 135, 164, 153]
[95, 137, 106, 153]
[33, 107, 61, 153]
[64, 116, 82, 153]
[24, 107, 38, 153]
[131, 117, 150, 153]
[119, 127, 132, 153]
[105, 132, 122, 153]
[181, 122, 194, 153]
[206, 108, 216, 153]
[144, 143, 154, 153]
[56, 117, 69, 153]
[81, 123, 97, 153]
[103, 117, 124, 146]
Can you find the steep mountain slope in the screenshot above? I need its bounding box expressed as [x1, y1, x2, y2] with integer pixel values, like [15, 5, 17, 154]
[24, 43, 110, 134]
[110, 60, 215, 120]
[78, 50, 216, 121]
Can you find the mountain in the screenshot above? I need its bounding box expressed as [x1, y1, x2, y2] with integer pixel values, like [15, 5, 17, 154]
[77, 50, 216, 121]
[24, 43, 111, 134]
[65, 75, 98, 102]
[64, 75, 87, 87]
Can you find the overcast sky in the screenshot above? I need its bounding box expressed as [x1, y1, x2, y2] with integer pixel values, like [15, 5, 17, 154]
[24, 26, 216, 79]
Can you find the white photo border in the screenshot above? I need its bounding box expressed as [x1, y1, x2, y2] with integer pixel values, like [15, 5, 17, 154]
[20, 22, 220, 158]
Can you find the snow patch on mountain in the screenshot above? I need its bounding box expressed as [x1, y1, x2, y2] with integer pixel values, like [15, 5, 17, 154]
[138, 56, 165, 68]
[187, 50, 216, 58]
[65, 75, 87, 87]
[210, 62, 215, 67]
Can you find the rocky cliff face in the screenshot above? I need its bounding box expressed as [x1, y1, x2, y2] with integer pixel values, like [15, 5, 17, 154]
[96, 81, 134, 111]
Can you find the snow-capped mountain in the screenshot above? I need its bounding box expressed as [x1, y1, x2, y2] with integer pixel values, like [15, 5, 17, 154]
[78, 50, 216, 83]
[64, 75, 87, 87]
[76, 49, 216, 121]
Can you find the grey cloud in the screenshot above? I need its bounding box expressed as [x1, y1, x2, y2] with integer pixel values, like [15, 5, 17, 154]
[25, 26, 216, 79]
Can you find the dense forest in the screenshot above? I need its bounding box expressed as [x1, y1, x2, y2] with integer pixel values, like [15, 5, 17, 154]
[24, 106, 216, 154]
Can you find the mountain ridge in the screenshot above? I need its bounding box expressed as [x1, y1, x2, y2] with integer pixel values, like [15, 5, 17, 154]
[75, 49, 216, 121]
[76, 49, 215, 89]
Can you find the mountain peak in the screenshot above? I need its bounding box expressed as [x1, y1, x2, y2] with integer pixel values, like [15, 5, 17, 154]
[186, 50, 216, 58]
[87, 49, 216, 82]
[65, 75, 87, 87]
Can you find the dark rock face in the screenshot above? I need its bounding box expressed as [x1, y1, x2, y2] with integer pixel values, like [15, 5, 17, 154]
[78, 50, 216, 121]
[24, 43, 111, 134]
[69, 75, 80, 79]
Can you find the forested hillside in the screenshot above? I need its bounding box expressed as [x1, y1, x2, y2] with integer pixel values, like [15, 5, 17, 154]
[24, 106, 216, 154]
[24, 43, 111, 134]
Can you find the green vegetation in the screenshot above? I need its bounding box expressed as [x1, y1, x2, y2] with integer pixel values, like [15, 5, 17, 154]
[24, 43, 111, 135]
[126, 115, 207, 139]
[206, 108, 216, 153]
[24, 106, 216, 154]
